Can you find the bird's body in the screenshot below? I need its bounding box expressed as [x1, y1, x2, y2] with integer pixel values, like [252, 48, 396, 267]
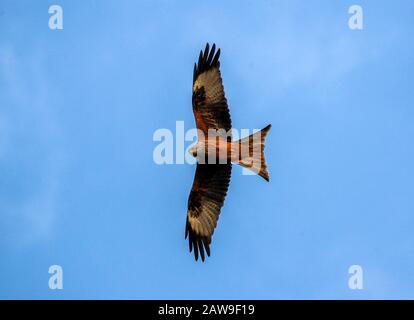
[189, 133, 270, 168]
[185, 43, 271, 261]
[189, 136, 234, 162]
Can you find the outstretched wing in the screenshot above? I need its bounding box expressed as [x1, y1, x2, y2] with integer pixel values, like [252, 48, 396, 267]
[192, 43, 232, 139]
[185, 163, 232, 261]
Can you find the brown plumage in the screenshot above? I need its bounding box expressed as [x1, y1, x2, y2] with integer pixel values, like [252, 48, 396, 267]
[185, 43, 271, 261]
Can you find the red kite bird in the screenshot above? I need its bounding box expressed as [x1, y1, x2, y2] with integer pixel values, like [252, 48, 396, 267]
[185, 43, 271, 261]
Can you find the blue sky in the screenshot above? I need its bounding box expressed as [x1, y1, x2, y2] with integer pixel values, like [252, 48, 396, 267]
[1, 0, 414, 299]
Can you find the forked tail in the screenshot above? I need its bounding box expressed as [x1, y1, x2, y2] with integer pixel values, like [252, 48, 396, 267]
[232, 124, 271, 181]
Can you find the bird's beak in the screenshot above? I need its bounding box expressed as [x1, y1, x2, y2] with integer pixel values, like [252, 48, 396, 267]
[188, 145, 197, 157]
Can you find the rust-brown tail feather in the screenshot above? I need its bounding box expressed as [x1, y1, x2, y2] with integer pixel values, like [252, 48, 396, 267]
[233, 124, 271, 181]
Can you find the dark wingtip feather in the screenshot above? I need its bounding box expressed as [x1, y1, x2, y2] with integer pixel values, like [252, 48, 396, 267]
[187, 228, 212, 262]
[203, 238, 211, 257]
[194, 238, 199, 261]
[207, 43, 216, 65]
[189, 232, 193, 252]
[198, 51, 203, 71]
[203, 43, 210, 63]
[193, 43, 221, 84]
[193, 63, 197, 84]
[198, 238, 205, 262]
[211, 48, 221, 66]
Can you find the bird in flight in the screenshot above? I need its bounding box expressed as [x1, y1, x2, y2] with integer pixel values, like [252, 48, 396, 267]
[185, 43, 271, 262]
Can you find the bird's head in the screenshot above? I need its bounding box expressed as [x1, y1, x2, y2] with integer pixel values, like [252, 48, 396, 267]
[188, 144, 198, 158]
